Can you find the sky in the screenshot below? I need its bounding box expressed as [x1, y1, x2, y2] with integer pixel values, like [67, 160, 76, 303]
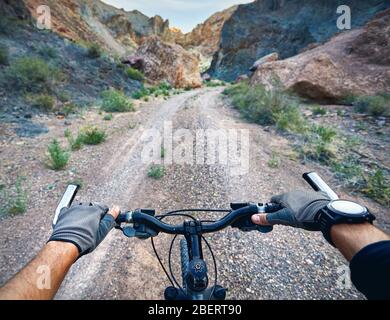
[101, 0, 254, 33]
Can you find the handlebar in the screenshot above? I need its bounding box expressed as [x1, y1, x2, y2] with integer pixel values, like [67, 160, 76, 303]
[116, 202, 283, 238]
[115, 172, 339, 239]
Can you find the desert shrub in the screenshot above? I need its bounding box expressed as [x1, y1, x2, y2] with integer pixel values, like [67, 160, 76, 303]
[353, 95, 390, 117]
[363, 169, 390, 206]
[125, 67, 144, 81]
[205, 80, 226, 87]
[0, 44, 9, 65]
[101, 89, 134, 112]
[57, 91, 71, 103]
[86, 42, 102, 58]
[159, 81, 172, 91]
[103, 113, 113, 121]
[62, 102, 78, 116]
[224, 82, 305, 132]
[332, 156, 365, 189]
[132, 88, 150, 100]
[30, 94, 56, 111]
[299, 125, 338, 163]
[6, 57, 54, 92]
[47, 139, 70, 170]
[78, 125, 106, 145]
[64, 129, 84, 151]
[312, 105, 327, 115]
[148, 164, 165, 179]
[267, 152, 280, 168]
[0, 177, 28, 216]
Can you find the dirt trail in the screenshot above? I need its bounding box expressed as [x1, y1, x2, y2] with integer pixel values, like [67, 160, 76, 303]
[3, 87, 385, 299]
[55, 88, 367, 300]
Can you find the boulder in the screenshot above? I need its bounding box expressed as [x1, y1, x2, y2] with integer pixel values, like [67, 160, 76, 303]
[249, 53, 279, 72]
[202, 73, 211, 82]
[235, 74, 249, 83]
[135, 36, 202, 88]
[250, 9, 390, 102]
[122, 56, 145, 70]
[208, 0, 388, 81]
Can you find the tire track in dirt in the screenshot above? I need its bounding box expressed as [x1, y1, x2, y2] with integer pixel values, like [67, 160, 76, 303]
[55, 90, 204, 299]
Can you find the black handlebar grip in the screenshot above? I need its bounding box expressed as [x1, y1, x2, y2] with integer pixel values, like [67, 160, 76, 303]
[265, 203, 283, 213]
[116, 212, 128, 224]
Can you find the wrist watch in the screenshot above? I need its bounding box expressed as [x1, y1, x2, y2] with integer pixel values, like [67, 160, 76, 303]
[317, 200, 376, 246]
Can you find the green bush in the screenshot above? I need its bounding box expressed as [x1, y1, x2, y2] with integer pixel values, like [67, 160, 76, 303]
[224, 82, 305, 132]
[363, 169, 390, 206]
[57, 91, 71, 103]
[0, 177, 28, 216]
[78, 125, 106, 145]
[132, 88, 151, 100]
[267, 152, 280, 168]
[103, 113, 113, 121]
[299, 125, 338, 163]
[47, 139, 70, 170]
[332, 156, 365, 189]
[125, 67, 144, 81]
[64, 129, 84, 151]
[159, 81, 172, 91]
[101, 89, 134, 112]
[30, 94, 56, 111]
[6, 57, 53, 92]
[353, 95, 390, 117]
[312, 105, 327, 115]
[86, 42, 102, 58]
[148, 164, 165, 179]
[205, 80, 226, 87]
[0, 44, 9, 65]
[62, 102, 78, 116]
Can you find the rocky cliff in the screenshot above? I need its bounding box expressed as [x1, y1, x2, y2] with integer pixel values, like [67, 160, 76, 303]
[23, 0, 174, 55]
[134, 36, 202, 88]
[250, 9, 390, 102]
[209, 0, 389, 81]
[172, 6, 237, 59]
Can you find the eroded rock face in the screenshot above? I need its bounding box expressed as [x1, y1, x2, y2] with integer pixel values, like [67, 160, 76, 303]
[209, 0, 389, 81]
[0, 0, 30, 19]
[23, 0, 174, 55]
[250, 9, 390, 102]
[172, 6, 237, 59]
[135, 36, 202, 88]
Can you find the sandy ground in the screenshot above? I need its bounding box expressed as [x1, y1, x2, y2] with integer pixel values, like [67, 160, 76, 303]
[0, 87, 388, 300]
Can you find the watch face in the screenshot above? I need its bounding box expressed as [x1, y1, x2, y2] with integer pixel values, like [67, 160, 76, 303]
[328, 200, 367, 216]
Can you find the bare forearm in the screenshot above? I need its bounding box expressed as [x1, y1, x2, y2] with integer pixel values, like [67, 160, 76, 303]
[331, 223, 390, 261]
[0, 242, 78, 300]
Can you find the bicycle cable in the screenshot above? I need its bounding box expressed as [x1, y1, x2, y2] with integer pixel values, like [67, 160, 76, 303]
[150, 213, 196, 298]
[202, 236, 218, 300]
[151, 237, 175, 288]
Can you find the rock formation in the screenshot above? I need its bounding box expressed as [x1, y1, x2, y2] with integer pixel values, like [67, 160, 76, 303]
[135, 36, 202, 88]
[208, 0, 389, 81]
[172, 6, 237, 59]
[250, 9, 390, 102]
[23, 0, 174, 55]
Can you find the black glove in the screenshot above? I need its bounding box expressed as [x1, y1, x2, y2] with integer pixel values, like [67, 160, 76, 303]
[262, 191, 331, 231]
[49, 203, 116, 256]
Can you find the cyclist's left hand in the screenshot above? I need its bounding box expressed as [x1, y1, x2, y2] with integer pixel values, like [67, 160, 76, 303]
[49, 203, 120, 257]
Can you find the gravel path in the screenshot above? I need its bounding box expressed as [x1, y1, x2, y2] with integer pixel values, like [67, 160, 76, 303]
[3, 87, 386, 299]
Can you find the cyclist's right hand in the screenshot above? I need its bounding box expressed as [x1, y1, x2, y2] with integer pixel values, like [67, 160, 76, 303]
[252, 191, 331, 231]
